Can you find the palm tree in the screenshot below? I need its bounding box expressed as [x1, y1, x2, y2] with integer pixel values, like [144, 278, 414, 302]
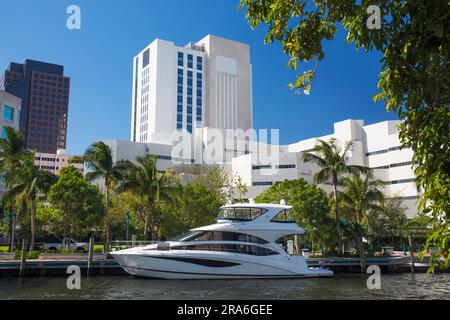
[0, 127, 30, 171]
[0, 127, 32, 251]
[2, 152, 56, 250]
[340, 172, 384, 269]
[301, 138, 367, 255]
[117, 155, 175, 241]
[84, 142, 132, 250]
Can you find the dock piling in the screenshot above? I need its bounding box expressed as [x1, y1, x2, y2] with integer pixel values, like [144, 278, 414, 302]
[87, 237, 94, 276]
[19, 239, 28, 277]
[408, 234, 415, 273]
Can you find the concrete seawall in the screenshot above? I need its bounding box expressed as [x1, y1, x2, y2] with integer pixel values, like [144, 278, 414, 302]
[0, 254, 444, 277]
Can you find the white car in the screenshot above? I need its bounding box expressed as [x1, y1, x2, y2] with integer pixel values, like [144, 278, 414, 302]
[42, 238, 89, 252]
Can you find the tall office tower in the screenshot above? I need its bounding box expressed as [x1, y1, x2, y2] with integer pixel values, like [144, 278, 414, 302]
[131, 35, 253, 144]
[0, 59, 70, 153]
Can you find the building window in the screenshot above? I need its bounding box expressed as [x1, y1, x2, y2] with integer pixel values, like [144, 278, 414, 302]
[197, 56, 203, 70]
[177, 114, 183, 122]
[177, 123, 182, 131]
[187, 125, 192, 133]
[142, 49, 150, 68]
[1, 127, 8, 139]
[187, 106, 192, 114]
[3, 105, 14, 122]
[187, 54, 193, 68]
[178, 52, 183, 66]
[177, 104, 183, 112]
[177, 86, 183, 94]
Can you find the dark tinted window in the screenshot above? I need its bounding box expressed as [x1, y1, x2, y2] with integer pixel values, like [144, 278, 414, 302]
[191, 231, 268, 244]
[171, 244, 279, 256]
[217, 207, 267, 221]
[142, 49, 150, 68]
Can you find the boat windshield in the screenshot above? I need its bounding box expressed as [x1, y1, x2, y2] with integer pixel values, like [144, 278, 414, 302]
[271, 209, 296, 223]
[217, 207, 267, 222]
[170, 230, 203, 242]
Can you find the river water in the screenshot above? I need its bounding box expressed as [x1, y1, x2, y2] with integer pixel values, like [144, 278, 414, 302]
[1, 273, 449, 300]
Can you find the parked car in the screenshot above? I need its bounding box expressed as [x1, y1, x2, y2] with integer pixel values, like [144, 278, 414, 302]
[41, 237, 89, 252]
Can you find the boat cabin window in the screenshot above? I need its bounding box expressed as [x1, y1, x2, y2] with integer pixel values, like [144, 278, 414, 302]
[271, 209, 296, 223]
[217, 207, 267, 222]
[190, 231, 268, 244]
[170, 244, 279, 256]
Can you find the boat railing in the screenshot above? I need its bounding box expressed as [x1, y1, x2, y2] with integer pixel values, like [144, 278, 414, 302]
[110, 240, 157, 250]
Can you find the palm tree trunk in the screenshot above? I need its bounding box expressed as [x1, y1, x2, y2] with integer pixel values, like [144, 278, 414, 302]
[357, 209, 366, 272]
[104, 187, 110, 252]
[333, 175, 343, 255]
[30, 199, 36, 251]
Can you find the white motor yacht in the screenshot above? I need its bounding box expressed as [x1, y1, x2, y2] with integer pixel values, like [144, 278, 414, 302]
[111, 201, 334, 279]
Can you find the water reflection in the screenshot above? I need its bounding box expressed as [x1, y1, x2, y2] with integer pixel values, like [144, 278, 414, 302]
[0, 274, 449, 300]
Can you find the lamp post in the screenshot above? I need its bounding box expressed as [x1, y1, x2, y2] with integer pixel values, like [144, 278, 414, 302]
[4, 212, 16, 253]
[125, 212, 131, 242]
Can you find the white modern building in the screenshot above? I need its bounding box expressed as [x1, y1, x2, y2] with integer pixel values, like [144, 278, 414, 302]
[131, 35, 253, 144]
[233, 119, 419, 217]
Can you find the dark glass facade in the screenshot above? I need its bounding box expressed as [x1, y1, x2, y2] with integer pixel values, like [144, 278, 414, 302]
[0, 60, 70, 153]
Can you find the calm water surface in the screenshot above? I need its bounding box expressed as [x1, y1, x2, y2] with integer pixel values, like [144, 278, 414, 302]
[0, 274, 449, 300]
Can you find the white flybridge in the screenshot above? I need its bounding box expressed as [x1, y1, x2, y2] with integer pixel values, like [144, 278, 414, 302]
[111, 201, 333, 279]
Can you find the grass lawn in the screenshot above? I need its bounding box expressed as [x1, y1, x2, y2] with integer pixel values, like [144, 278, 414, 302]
[0, 246, 9, 253]
[93, 244, 104, 253]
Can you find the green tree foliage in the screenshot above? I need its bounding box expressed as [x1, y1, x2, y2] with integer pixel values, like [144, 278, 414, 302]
[239, 0, 449, 269]
[47, 166, 104, 238]
[2, 153, 56, 250]
[109, 191, 146, 239]
[189, 165, 233, 203]
[367, 197, 407, 239]
[84, 141, 132, 249]
[340, 173, 384, 266]
[0, 127, 29, 171]
[117, 155, 176, 241]
[302, 138, 366, 254]
[160, 184, 223, 238]
[234, 174, 248, 202]
[255, 179, 335, 254]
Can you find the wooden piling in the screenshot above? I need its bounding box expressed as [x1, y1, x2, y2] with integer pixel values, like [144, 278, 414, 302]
[87, 237, 94, 276]
[408, 234, 415, 273]
[19, 239, 28, 277]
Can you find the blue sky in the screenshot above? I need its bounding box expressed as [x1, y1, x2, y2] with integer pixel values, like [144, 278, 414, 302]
[1, 0, 397, 155]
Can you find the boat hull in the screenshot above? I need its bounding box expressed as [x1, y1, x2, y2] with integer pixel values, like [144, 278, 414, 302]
[111, 251, 333, 280]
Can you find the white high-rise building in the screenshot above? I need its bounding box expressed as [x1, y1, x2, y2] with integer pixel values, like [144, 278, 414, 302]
[131, 35, 253, 144]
